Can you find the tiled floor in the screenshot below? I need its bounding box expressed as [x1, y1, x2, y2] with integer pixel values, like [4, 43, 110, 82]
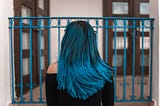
[16, 76, 150, 102]
[22, 83, 46, 102]
[115, 75, 150, 100]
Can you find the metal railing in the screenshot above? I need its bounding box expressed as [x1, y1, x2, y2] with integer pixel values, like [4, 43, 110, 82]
[9, 17, 154, 104]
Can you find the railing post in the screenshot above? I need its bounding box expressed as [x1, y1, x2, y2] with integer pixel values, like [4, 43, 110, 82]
[38, 18, 44, 103]
[48, 19, 51, 65]
[140, 20, 145, 100]
[123, 20, 127, 100]
[58, 19, 61, 58]
[149, 20, 154, 101]
[131, 19, 136, 100]
[9, 19, 15, 103]
[19, 19, 24, 103]
[105, 20, 108, 63]
[113, 20, 117, 101]
[96, 19, 99, 43]
[29, 19, 33, 102]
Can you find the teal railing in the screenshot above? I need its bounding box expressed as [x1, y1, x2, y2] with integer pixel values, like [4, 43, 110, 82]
[9, 17, 154, 104]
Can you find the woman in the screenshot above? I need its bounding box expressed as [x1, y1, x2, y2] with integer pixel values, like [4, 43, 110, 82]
[45, 21, 114, 106]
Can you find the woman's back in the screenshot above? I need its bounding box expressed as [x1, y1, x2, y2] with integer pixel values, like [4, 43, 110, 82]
[45, 63, 114, 106]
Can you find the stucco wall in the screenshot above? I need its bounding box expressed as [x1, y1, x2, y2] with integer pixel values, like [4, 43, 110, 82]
[0, 0, 13, 106]
[150, 0, 160, 106]
[50, 0, 103, 63]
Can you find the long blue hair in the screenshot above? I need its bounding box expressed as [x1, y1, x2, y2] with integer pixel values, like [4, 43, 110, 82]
[57, 21, 113, 100]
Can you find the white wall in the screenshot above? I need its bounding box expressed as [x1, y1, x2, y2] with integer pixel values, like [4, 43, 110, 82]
[50, 0, 103, 63]
[150, 0, 159, 106]
[0, 0, 13, 106]
[50, 0, 102, 17]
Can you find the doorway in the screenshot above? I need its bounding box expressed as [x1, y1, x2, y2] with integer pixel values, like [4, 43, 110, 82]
[13, 0, 50, 96]
[103, 0, 150, 75]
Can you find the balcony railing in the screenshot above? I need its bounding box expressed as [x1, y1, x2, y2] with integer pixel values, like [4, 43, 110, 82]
[9, 17, 154, 104]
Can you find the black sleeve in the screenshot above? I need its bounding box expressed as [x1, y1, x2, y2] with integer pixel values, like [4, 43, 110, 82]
[102, 78, 114, 106]
[45, 74, 57, 106]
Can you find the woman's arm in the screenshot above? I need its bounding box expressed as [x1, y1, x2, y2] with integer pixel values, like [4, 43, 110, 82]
[102, 78, 114, 106]
[45, 63, 58, 106]
[45, 74, 57, 106]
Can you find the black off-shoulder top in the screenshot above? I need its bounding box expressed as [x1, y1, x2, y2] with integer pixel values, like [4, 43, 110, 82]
[45, 73, 114, 106]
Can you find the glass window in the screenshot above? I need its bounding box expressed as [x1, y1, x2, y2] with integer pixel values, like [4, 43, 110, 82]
[39, 0, 44, 10]
[140, 37, 150, 49]
[112, 2, 128, 14]
[23, 32, 30, 50]
[112, 37, 128, 49]
[41, 56, 45, 70]
[112, 55, 123, 67]
[140, 3, 149, 15]
[41, 35, 45, 49]
[23, 58, 30, 76]
[21, 5, 31, 24]
[39, 15, 45, 27]
[140, 55, 149, 66]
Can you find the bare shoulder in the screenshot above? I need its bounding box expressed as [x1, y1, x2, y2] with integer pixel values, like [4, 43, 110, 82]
[47, 62, 58, 74]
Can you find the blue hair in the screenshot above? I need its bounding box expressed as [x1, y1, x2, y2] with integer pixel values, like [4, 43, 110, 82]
[57, 21, 113, 100]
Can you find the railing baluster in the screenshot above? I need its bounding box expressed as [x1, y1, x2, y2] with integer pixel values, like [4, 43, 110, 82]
[29, 19, 33, 102]
[38, 18, 43, 103]
[105, 20, 108, 63]
[67, 19, 70, 25]
[58, 19, 61, 58]
[9, 19, 15, 103]
[96, 19, 99, 43]
[19, 19, 24, 102]
[140, 20, 145, 100]
[48, 19, 51, 65]
[86, 19, 89, 23]
[123, 20, 127, 100]
[149, 20, 154, 101]
[113, 20, 117, 101]
[131, 20, 136, 100]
